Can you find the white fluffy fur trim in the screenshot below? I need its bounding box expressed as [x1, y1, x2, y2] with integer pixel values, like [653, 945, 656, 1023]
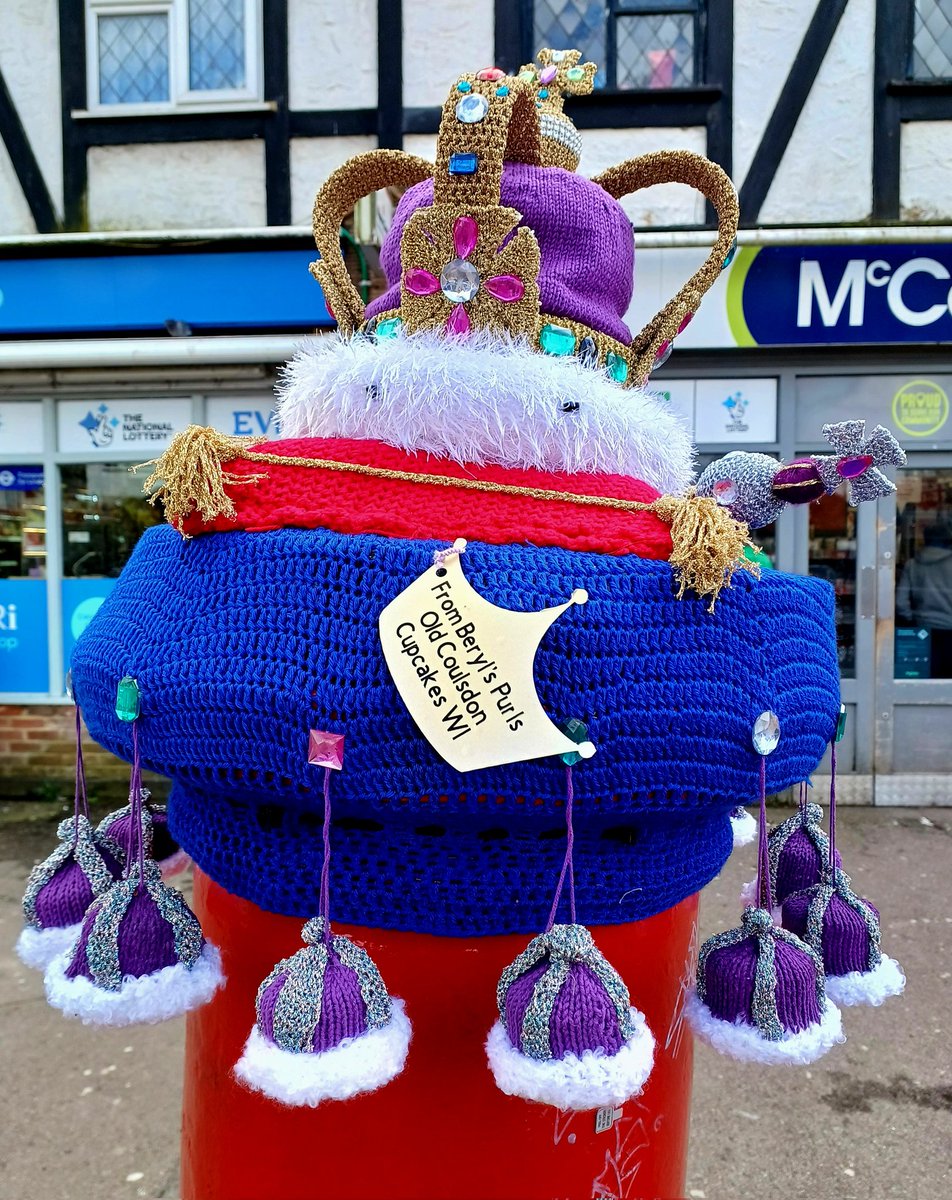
[824, 955, 905, 1008]
[485, 1008, 655, 1111]
[738, 878, 781, 920]
[44, 942, 223, 1026]
[15, 922, 82, 971]
[685, 990, 844, 1065]
[731, 809, 757, 848]
[234, 999, 411, 1106]
[159, 849, 191, 879]
[275, 331, 694, 495]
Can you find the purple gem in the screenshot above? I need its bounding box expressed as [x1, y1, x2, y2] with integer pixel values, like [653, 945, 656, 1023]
[539, 66, 558, 84]
[836, 454, 874, 480]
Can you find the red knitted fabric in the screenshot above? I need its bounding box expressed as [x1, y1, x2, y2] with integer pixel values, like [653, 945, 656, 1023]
[179, 438, 674, 559]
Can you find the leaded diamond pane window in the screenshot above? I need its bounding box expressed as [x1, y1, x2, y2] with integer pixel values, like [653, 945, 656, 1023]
[911, 0, 952, 80]
[533, 0, 701, 90]
[189, 0, 246, 91]
[98, 13, 171, 104]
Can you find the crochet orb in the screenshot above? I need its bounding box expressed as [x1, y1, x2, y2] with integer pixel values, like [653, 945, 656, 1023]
[16, 816, 123, 970]
[234, 917, 411, 1107]
[98, 795, 189, 878]
[730, 806, 756, 848]
[486, 924, 654, 1110]
[696, 451, 786, 529]
[782, 868, 905, 1007]
[686, 906, 844, 1065]
[44, 860, 223, 1025]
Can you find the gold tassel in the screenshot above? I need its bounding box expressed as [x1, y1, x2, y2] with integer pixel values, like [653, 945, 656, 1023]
[651, 490, 760, 610]
[133, 425, 267, 532]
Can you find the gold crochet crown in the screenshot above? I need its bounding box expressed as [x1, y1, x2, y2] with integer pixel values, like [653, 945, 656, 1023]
[310, 49, 739, 388]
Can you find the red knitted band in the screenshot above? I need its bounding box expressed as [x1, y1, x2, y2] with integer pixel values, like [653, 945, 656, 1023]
[179, 437, 673, 560]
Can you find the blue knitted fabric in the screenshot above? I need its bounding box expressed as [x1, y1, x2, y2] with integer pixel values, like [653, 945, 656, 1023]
[71, 524, 840, 936]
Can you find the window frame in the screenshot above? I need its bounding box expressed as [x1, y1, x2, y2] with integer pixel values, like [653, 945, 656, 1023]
[532, 0, 706, 94]
[907, 0, 952, 82]
[84, 0, 263, 114]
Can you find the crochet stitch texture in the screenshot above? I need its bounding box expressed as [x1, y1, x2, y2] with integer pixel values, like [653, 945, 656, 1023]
[71, 525, 840, 936]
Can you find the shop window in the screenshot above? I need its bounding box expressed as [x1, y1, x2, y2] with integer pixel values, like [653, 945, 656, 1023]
[895, 467, 952, 679]
[808, 492, 857, 680]
[533, 0, 702, 90]
[86, 0, 261, 110]
[0, 468, 50, 694]
[910, 0, 952, 80]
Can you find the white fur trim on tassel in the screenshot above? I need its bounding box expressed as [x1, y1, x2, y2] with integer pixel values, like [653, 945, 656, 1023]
[485, 1007, 655, 1111]
[44, 942, 224, 1026]
[275, 330, 694, 496]
[234, 999, 412, 1106]
[685, 989, 844, 1066]
[15, 922, 82, 971]
[158, 849, 191, 880]
[731, 809, 757, 848]
[824, 955, 905, 1007]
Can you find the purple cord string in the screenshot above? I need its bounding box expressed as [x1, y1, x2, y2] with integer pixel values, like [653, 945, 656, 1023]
[757, 756, 772, 910]
[828, 741, 837, 870]
[546, 766, 577, 931]
[319, 766, 332, 942]
[129, 722, 146, 889]
[72, 705, 89, 843]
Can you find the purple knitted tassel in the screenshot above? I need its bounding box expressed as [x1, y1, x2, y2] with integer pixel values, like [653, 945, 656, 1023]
[44, 717, 223, 1025]
[487, 764, 655, 1110]
[235, 745, 411, 1106]
[16, 705, 123, 970]
[686, 723, 846, 1065]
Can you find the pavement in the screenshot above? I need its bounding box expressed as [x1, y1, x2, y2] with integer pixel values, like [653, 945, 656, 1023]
[1, 799, 949, 1200]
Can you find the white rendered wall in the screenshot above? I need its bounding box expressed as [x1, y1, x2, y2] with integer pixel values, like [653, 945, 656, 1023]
[0, 136, 37, 235]
[402, 0, 494, 107]
[581, 127, 708, 226]
[87, 142, 267, 230]
[733, 0, 816, 188]
[758, 0, 874, 224]
[0, 0, 63, 227]
[290, 135, 377, 225]
[901, 122, 952, 221]
[289, 0, 377, 110]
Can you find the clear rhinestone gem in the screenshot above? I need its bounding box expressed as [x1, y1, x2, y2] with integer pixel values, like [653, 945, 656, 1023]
[712, 478, 738, 506]
[440, 258, 480, 303]
[455, 93, 489, 124]
[752, 710, 781, 756]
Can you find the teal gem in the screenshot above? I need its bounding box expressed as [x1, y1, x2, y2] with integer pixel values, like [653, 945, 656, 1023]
[539, 323, 576, 356]
[457, 80, 472, 93]
[561, 718, 589, 767]
[538, 88, 549, 99]
[115, 676, 140, 723]
[723, 237, 738, 269]
[836, 704, 847, 743]
[496, 85, 509, 96]
[567, 67, 585, 81]
[605, 352, 628, 384]
[375, 317, 403, 340]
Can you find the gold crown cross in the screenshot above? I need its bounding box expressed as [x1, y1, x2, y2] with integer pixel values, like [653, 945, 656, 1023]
[516, 49, 596, 170]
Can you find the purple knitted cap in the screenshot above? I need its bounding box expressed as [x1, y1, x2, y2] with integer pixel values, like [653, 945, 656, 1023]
[504, 958, 625, 1058]
[703, 935, 822, 1035]
[783, 890, 880, 977]
[67, 888, 180, 981]
[33, 850, 121, 930]
[365, 162, 635, 345]
[258, 957, 368, 1052]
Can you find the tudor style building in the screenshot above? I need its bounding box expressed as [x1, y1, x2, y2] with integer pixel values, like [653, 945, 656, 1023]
[1, 0, 952, 803]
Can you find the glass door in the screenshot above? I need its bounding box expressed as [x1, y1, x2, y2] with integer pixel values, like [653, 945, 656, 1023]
[874, 460, 952, 789]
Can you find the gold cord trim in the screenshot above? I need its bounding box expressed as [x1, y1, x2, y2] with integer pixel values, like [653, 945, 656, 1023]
[136, 427, 759, 607]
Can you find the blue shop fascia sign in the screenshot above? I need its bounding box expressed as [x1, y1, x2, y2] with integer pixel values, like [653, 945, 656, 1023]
[0, 247, 333, 335]
[728, 243, 952, 346]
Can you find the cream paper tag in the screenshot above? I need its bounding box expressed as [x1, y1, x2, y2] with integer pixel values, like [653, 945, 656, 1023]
[378, 542, 596, 773]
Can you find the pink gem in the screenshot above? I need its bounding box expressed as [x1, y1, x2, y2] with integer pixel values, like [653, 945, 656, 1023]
[484, 274, 525, 302]
[404, 268, 440, 296]
[539, 66, 558, 84]
[446, 304, 471, 336]
[655, 339, 671, 361]
[308, 729, 345, 771]
[677, 312, 694, 333]
[453, 215, 479, 260]
[477, 67, 505, 81]
[836, 454, 874, 480]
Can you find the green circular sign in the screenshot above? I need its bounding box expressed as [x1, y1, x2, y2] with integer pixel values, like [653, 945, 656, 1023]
[892, 380, 950, 438]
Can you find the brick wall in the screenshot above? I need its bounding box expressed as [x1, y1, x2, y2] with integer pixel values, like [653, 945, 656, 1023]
[0, 705, 168, 801]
